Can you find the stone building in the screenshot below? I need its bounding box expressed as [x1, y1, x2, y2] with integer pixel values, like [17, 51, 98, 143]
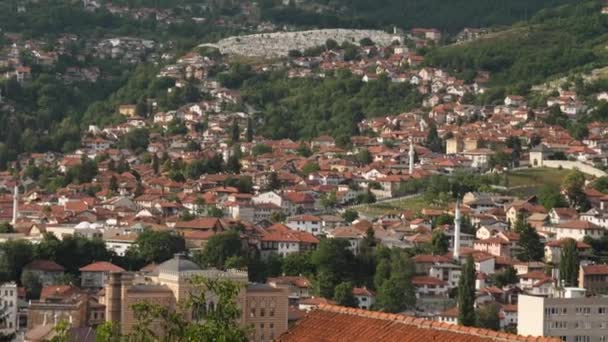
[103, 254, 288, 341]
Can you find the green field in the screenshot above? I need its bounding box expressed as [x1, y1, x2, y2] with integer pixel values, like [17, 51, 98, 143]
[507, 168, 571, 187]
[356, 168, 575, 217]
[356, 195, 443, 218]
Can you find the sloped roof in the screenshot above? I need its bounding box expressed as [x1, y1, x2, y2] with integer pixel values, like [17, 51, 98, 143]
[79, 261, 125, 273]
[277, 305, 560, 342]
[24, 259, 65, 272]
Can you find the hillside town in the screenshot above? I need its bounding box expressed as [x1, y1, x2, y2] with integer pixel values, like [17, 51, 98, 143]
[3, 1, 608, 342]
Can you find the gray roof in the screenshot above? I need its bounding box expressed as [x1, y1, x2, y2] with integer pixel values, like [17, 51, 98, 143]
[157, 253, 201, 273]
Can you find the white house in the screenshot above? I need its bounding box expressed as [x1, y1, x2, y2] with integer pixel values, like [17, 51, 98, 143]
[352, 287, 376, 310]
[286, 215, 323, 236]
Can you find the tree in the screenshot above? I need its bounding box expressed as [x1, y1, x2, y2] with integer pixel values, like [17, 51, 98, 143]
[342, 209, 359, 223]
[301, 162, 320, 175]
[270, 211, 286, 223]
[559, 238, 579, 287]
[128, 230, 186, 264]
[266, 172, 281, 191]
[476, 303, 500, 331]
[320, 191, 337, 210]
[251, 143, 272, 156]
[151, 154, 160, 175]
[128, 277, 248, 341]
[356, 148, 372, 165]
[311, 239, 356, 298]
[0, 239, 34, 282]
[516, 219, 544, 262]
[282, 253, 315, 276]
[230, 119, 240, 143]
[198, 231, 244, 269]
[21, 271, 42, 299]
[539, 184, 567, 210]
[109, 175, 118, 193]
[492, 265, 518, 288]
[431, 229, 449, 255]
[207, 206, 224, 218]
[246, 117, 254, 142]
[95, 321, 121, 342]
[121, 128, 149, 152]
[562, 170, 589, 211]
[375, 250, 415, 313]
[0, 223, 14, 234]
[325, 39, 338, 50]
[458, 255, 476, 326]
[426, 124, 443, 153]
[359, 37, 374, 46]
[333, 282, 358, 308]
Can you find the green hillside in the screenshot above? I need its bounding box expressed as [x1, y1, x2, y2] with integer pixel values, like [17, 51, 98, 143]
[425, 1, 608, 87]
[263, 0, 584, 32]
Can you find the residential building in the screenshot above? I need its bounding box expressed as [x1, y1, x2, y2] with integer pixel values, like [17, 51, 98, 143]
[579, 264, 608, 295]
[260, 224, 319, 258]
[518, 291, 608, 342]
[352, 287, 375, 310]
[0, 282, 18, 336]
[22, 260, 66, 286]
[79, 262, 126, 289]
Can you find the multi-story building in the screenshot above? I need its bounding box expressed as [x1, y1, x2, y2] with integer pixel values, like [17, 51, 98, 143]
[0, 282, 18, 337]
[79, 261, 126, 289]
[579, 264, 608, 295]
[518, 290, 608, 342]
[103, 254, 289, 342]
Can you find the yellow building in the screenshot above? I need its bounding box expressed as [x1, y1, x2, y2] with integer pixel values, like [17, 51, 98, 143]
[103, 254, 288, 342]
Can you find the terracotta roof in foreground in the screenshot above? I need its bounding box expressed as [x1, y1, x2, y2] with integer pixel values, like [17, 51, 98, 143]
[276, 305, 561, 342]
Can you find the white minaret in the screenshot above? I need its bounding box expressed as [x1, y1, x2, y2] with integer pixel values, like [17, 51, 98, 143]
[11, 185, 18, 225]
[453, 199, 461, 260]
[408, 137, 415, 175]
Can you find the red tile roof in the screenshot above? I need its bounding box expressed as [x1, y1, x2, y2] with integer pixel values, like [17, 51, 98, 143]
[40, 285, 79, 300]
[79, 261, 125, 272]
[277, 305, 561, 342]
[24, 259, 65, 272]
[582, 264, 608, 275]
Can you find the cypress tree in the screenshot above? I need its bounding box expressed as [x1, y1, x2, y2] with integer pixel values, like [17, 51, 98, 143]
[458, 254, 476, 326]
[559, 238, 579, 287]
[246, 117, 253, 142]
[230, 119, 240, 143]
[151, 154, 159, 175]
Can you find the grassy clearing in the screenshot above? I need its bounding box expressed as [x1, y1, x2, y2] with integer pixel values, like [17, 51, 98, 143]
[357, 196, 444, 218]
[507, 168, 571, 187]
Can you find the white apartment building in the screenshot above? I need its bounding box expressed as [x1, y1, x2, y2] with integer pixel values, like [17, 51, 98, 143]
[0, 282, 18, 337]
[518, 290, 608, 342]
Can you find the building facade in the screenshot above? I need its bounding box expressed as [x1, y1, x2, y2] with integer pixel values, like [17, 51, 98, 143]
[518, 291, 608, 342]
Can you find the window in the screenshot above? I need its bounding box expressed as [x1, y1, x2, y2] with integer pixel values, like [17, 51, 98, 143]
[600, 307, 607, 315]
[250, 308, 256, 318]
[269, 309, 274, 317]
[575, 336, 590, 342]
[260, 308, 265, 317]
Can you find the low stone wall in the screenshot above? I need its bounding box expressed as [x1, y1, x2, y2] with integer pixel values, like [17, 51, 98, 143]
[539, 160, 607, 177]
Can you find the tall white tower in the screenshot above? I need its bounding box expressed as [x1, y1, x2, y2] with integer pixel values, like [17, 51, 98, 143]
[11, 185, 18, 225]
[408, 137, 415, 175]
[453, 199, 461, 260]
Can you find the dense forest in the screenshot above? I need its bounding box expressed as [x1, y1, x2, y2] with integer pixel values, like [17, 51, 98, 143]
[239, 69, 422, 143]
[262, 0, 583, 32]
[425, 1, 608, 86]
